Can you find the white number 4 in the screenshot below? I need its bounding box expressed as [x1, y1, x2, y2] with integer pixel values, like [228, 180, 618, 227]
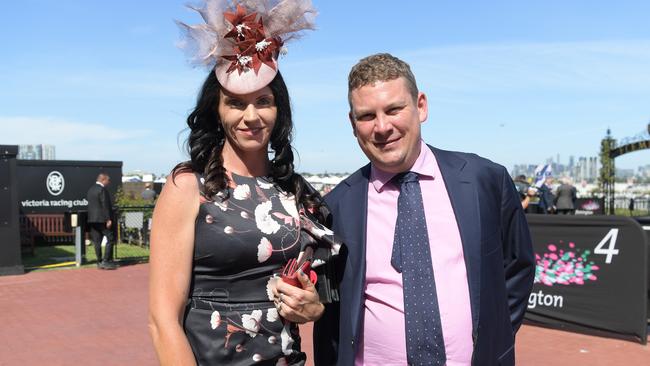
[594, 228, 619, 264]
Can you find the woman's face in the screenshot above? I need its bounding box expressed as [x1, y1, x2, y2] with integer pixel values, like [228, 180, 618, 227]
[218, 86, 277, 155]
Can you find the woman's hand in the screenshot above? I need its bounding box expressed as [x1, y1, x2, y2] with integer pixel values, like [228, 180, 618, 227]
[272, 270, 324, 324]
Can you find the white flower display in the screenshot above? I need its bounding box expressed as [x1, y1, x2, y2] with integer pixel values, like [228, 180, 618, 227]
[266, 307, 279, 322]
[242, 309, 263, 337]
[257, 179, 274, 189]
[257, 237, 273, 263]
[280, 323, 295, 356]
[210, 310, 221, 329]
[255, 200, 281, 234]
[233, 184, 251, 200]
[279, 193, 299, 219]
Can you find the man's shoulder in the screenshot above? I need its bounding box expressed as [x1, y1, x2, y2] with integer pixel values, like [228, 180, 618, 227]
[428, 145, 506, 175]
[324, 164, 370, 205]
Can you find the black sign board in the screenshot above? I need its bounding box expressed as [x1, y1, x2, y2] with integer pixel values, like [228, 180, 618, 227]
[524, 215, 648, 344]
[16, 160, 122, 213]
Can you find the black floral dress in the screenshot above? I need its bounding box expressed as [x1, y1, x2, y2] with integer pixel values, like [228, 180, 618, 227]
[183, 173, 337, 366]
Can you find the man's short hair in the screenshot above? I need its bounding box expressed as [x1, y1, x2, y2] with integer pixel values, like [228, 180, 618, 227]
[348, 53, 419, 107]
[97, 173, 109, 181]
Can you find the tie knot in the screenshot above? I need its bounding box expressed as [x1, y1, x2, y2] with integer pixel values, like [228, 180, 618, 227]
[395, 171, 419, 185]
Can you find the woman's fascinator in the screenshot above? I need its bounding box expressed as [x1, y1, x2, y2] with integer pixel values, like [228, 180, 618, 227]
[176, 0, 316, 94]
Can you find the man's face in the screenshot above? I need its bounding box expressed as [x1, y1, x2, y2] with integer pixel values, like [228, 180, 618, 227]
[349, 78, 427, 173]
[103, 176, 111, 186]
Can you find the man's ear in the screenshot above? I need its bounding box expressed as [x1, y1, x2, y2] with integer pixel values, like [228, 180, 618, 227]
[417, 92, 428, 124]
[349, 111, 357, 137]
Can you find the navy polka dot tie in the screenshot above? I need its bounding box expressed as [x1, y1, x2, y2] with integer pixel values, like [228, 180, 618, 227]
[391, 172, 446, 365]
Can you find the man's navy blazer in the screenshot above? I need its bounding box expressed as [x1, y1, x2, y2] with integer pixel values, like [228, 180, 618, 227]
[314, 145, 535, 366]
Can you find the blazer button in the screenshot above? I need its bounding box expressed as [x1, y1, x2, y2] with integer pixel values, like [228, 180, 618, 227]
[351, 340, 354, 347]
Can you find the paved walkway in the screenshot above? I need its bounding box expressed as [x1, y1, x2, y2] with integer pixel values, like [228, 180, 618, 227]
[0, 264, 647, 365]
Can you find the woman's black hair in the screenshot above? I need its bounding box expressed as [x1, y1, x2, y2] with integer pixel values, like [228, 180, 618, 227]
[172, 71, 322, 218]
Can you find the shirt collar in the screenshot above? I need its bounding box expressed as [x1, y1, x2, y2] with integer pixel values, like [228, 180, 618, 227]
[96, 181, 104, 187]
[370, 140, 437, 192]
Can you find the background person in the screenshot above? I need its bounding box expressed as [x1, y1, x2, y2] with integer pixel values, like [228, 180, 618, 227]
[554, 177, 577, 215]
[314, 53, 535, 366]
[140, 182, 156, 201]
[86, 173, 117, 270]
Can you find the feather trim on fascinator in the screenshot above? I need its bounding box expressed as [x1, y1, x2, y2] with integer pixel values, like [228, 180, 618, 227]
[176, 0, 316, 94]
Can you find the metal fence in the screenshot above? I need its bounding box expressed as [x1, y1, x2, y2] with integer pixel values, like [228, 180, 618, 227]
[613, 197, 650, 215]
[114, 205, 154, 263]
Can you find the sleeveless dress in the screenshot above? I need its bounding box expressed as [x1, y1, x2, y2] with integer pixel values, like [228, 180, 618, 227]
[183, 173, 308, 366]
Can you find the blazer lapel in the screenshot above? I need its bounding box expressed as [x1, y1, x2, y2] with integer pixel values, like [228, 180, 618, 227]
[339, 165, 370, 342]
[431, 146, 482, 335]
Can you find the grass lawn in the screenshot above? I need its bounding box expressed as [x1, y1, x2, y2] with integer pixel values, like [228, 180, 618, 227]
[21, 243, 149, 271]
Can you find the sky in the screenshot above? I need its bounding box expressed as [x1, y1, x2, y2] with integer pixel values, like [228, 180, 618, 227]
[2, 0, 650, 175]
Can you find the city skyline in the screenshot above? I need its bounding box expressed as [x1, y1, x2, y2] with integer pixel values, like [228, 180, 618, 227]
[2, 1, 650, 174]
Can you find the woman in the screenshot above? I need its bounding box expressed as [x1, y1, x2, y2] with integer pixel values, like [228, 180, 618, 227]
[149, 1, 329, 365]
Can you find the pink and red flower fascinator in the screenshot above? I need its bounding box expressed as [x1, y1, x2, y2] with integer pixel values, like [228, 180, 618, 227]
[177, 0, 316, 94]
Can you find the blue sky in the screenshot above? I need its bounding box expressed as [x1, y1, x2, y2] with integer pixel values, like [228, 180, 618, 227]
[2, 0, 650, 175]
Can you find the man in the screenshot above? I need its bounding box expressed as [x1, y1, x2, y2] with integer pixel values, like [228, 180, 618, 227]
[87, 173, 117, 270]
[314, 54, 535, 366]
[554, 178, 577, 215]
[141, 182, 157, 201]
[537, 176, 555, 214]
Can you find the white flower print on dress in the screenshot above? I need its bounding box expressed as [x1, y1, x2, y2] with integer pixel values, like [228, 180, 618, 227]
[280, 322, 295, 355]
[268, 335, 278, 344]
[255, 200, 281, 234]
[257, 178, 273, 189]
[257, 237, 273, 263]
[210, 310, 221, 329]
[242, 309, 263, 337]
[266, 276, 278, 301]
[214, 200, 228, 211]
[279, 193, 299, 219]
[252, 353, 263, 362]
[266, 307, 279, 322]
[233, 184, 251, 200]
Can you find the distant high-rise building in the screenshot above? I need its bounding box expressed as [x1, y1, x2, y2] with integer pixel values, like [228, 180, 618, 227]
[588, 157, 598, 181]
[18, 144, 56, 160]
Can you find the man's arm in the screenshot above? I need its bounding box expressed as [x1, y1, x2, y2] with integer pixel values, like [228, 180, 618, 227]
[313, 301, 340, 366]
[99, 188, 111, 223]
[313, 194, 342, 366]
[500, 167, 535, 332]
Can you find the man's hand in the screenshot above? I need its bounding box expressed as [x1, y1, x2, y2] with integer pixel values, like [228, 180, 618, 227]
[272, 270, 324, 324]
[106, 219, 112, 229]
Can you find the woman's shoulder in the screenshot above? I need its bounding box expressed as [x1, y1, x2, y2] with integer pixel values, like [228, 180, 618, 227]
[160, 170, 201, 199]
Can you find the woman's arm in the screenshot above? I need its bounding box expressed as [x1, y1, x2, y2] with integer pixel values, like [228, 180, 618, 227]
[148, 172, 200, 365]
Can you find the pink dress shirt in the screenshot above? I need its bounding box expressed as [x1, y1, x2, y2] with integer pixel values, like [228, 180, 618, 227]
[355, 140, 473, 366]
